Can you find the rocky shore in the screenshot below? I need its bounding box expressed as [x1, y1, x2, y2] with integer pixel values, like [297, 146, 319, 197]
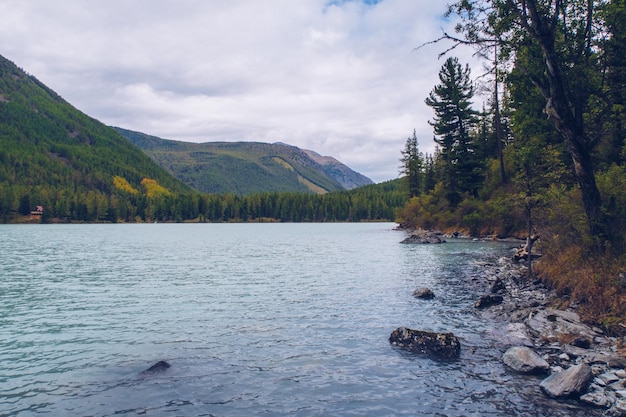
[396, 229, 626, 415]
[472, 248, 626, 415]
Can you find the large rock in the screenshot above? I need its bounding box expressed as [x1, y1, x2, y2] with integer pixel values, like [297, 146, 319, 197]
[389, 327, 461, 359]
[526, 308, 601, 342]
[474, 294, 503, 309]
[502, 346, 550, 374]
[412, 287, 435, 299]
[400, 230, 446, 244]
[540, 363, 594, 398]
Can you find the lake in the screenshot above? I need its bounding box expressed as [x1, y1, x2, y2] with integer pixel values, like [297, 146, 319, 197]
[0, 223, 600, 416]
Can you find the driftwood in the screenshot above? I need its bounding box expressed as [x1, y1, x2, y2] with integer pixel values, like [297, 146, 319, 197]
[514, 235, 540, 262]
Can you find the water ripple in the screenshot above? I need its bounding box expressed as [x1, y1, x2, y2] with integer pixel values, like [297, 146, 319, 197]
[0, 224, 600, 417]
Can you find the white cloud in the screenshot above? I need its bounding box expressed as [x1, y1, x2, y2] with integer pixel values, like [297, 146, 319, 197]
[0, 0, 486, 183]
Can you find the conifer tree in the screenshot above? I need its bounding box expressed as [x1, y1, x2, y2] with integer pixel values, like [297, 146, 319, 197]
[400, 129, 424, 198]
[425, 57, 481, 202]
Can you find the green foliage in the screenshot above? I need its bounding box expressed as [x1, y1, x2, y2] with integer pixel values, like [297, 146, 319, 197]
[399, 129, 424, 198]
[0, 54, 196, 223]
[1, 54, 399, 224]
[425, 57, 483, 199]
[114, 127, 370, 196]
[399, 0, 626, 324]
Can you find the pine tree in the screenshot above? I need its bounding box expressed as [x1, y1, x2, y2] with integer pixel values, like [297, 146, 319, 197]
[425, 57, 482, 202]
[399, 129, 424, 198]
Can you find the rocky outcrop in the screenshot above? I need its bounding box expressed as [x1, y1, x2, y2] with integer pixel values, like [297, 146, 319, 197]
[503, 346, 550, 374]
[400, 230, 446, 244]
[389, 327, 461, 359]
[412, 287, 435, 299]
[540, 363, 594, 398]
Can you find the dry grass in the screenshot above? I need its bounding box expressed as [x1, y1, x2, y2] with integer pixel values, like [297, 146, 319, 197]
[535, 241, 626, 335]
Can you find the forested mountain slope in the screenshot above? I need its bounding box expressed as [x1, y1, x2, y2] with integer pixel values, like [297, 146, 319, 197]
[0, 54, 192, 222]
[114, 127, 373, 195]
[0, 53, 388, 223]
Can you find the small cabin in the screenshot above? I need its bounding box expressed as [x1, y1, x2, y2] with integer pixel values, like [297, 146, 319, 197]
[30, 206, 44, 217]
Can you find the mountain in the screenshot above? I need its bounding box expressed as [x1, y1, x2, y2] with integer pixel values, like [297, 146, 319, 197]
[114, 127, 373, 195]
[0, 53, 379, 224]
[0, 54, 193, 222]
[301, 149, 373, 190]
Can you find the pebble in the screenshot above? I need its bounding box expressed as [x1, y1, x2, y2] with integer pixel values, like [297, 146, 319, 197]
[581, 391, 611, 407]
[599, 372, 621, 385]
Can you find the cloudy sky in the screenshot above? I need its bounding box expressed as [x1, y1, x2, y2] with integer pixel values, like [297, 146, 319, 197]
[0, 0, 484, 183]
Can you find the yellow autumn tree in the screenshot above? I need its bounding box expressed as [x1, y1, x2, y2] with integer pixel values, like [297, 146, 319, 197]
[140, 178, 171, 198]
[113, 176, 139, 195]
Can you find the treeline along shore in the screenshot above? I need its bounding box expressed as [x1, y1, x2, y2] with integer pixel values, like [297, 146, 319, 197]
[3, 181, 405, 224]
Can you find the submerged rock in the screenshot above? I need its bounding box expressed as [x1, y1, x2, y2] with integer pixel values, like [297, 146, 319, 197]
[503, 346, 550, 374]
[141, 360, 171, 375]
[412, 287, 435, 299]
[540, 363, 593, 398]
[389, 327, 461, 359]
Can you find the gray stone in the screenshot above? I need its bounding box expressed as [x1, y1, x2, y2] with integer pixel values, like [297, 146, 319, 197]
[613, 399, 626, 416]
[580, 390, 611, 408]
[412, 287, 435, 299]
[526, 308, 601, 342]
[501, 323, 534, 347]
[609, 356, 626, 368]
[474, 294, 503, 309]
[540, 363, 594, 398]
[503, 346, 550, 374]
[389, 327, 460, 359]
[599, 372, 621, 386]
[140, 360, 171, 375]
[400, 230, 446, 244]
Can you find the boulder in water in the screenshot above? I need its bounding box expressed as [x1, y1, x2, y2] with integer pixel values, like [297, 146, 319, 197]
[412, 287, 435, 299]
[141, 360, 171, 375]
[502, 346, 550, 374]
[539, 363, 593, 398]
[389, 327, 460, 359]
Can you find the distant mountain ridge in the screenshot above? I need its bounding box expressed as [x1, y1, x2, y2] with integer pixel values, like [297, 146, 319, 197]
[114, 127, 373, 195]
[300, 149, 373, 190]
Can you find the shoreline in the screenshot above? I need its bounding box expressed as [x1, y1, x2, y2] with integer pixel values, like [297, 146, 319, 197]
[397, 227, 626, 414]
[472, 251, 626, 415]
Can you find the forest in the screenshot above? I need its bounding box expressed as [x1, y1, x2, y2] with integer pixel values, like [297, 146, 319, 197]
[0, 53, 405, 225]
[396, 0, 626, 329]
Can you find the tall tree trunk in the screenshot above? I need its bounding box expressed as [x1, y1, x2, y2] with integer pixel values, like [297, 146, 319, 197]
[524, 0, 606, 242]
[493, 47, 507, 184]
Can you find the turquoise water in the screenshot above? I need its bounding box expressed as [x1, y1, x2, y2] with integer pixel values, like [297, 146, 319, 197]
[0, 223, 598, 416]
